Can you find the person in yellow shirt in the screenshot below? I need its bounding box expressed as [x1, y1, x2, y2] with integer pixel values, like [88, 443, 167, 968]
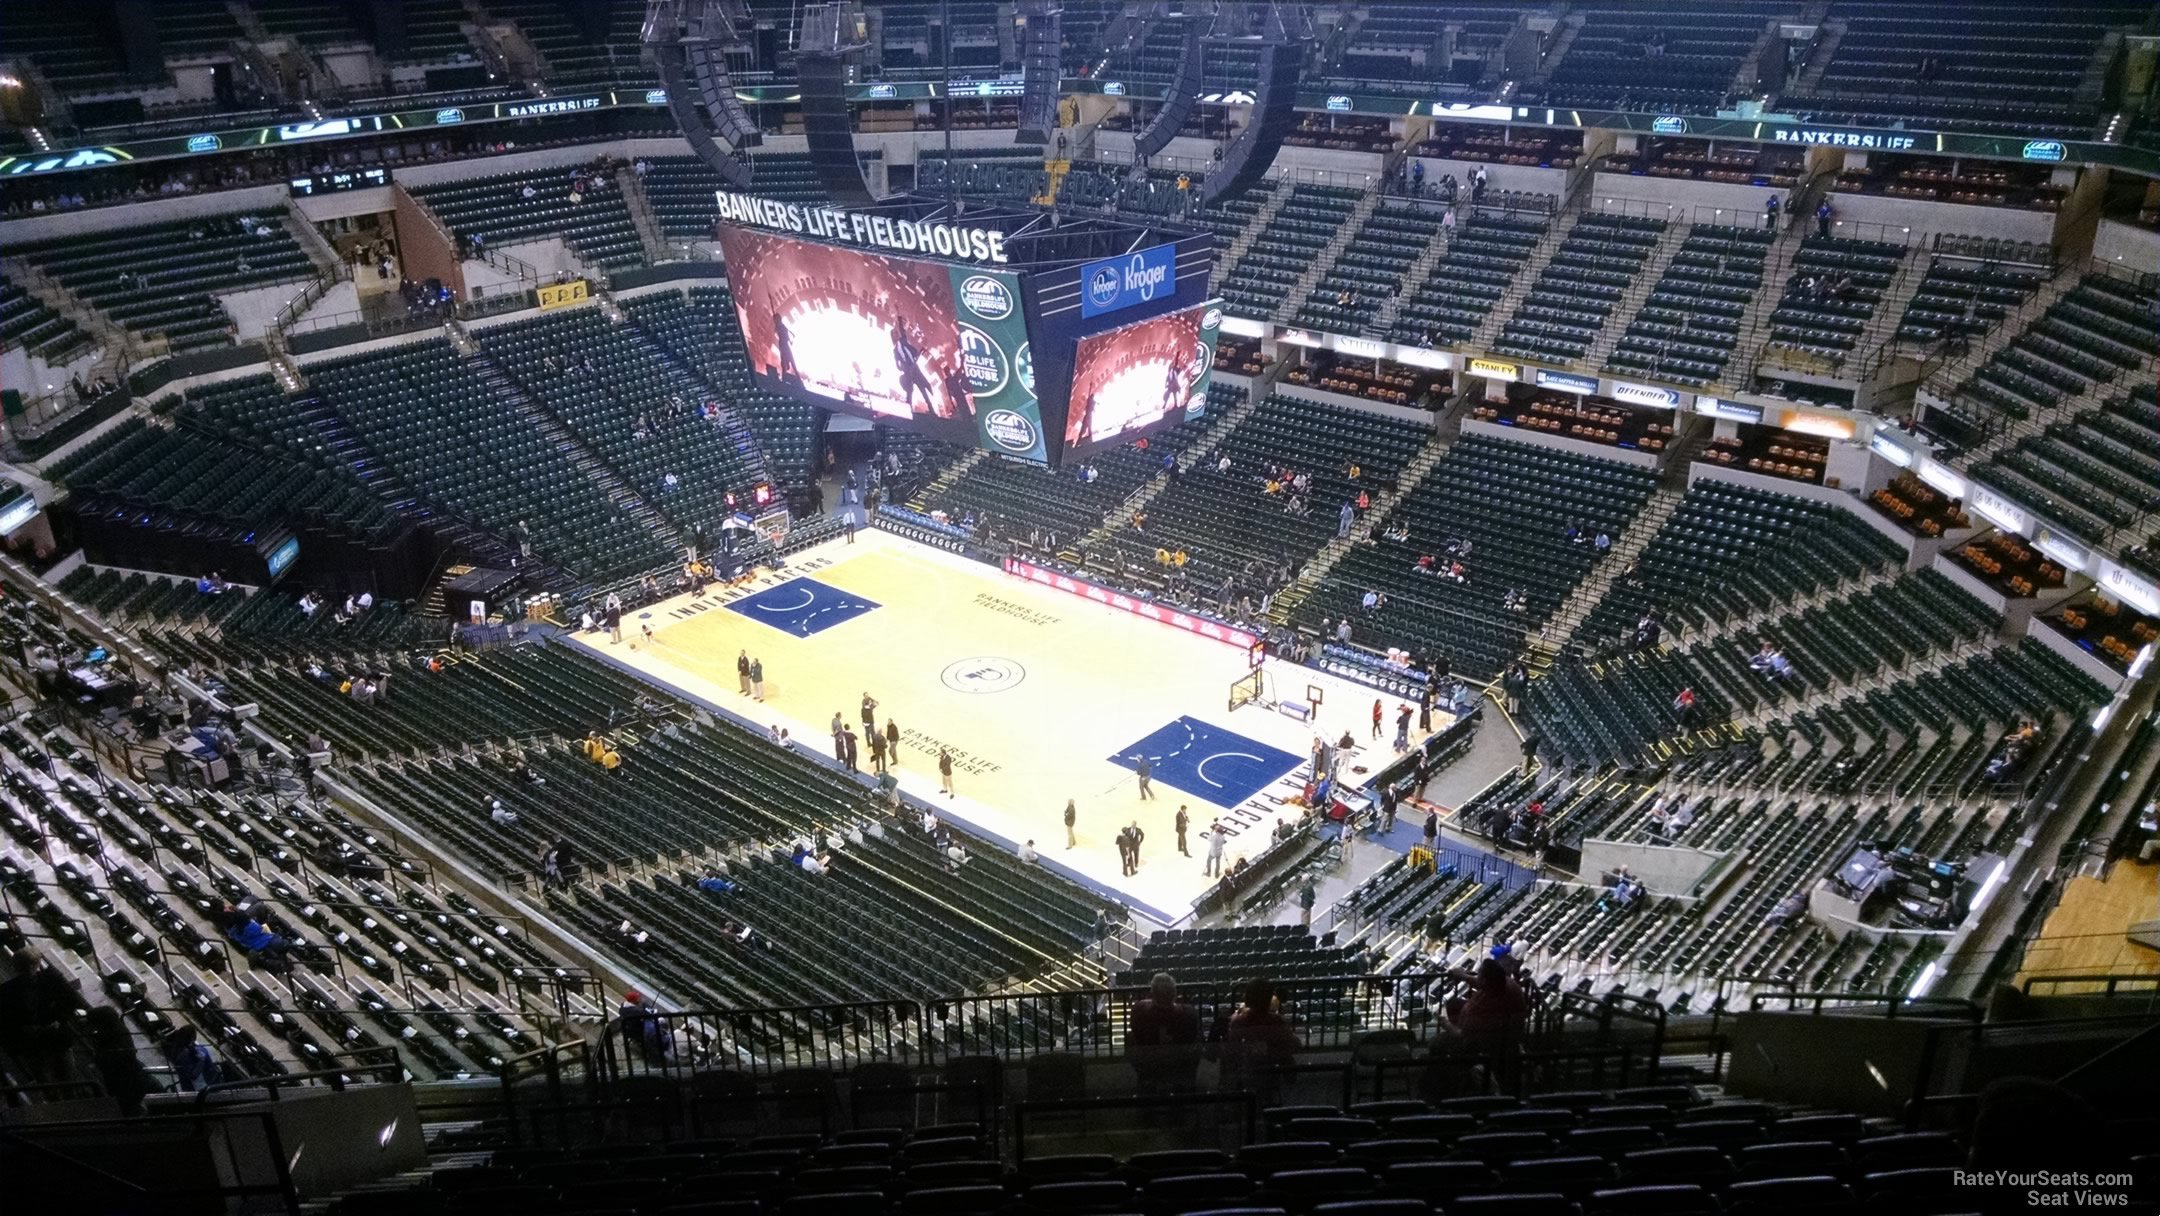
[1172, 550, 1189, 568]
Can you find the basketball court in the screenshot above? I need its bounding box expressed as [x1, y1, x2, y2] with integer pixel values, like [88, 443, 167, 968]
[571, 530, 1455, 921]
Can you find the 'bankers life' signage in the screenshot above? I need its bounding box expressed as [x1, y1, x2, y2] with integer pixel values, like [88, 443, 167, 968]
[713, 190, 1012, 264]
[1080, 245, 1177, 318]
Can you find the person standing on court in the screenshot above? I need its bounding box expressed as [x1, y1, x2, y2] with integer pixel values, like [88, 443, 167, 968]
[1395, 703, 1414, 750]
[606, 600, 623, 644]
[1134, 753, 1155, 800]
[1175, 805, 1190, 856]
[737, 650, 752, 696]
[842, 726, 860, 773]
[868, 730, 888, 775]
[1423, 808, 1439, 852]
[1064, 798, 1078, 849]
[884, 719, 900, 766]
[939, 748, 956, 796]
[1371, 698, 1383, 739]
[832, 717, 847, 764]
[749, 656, 765, 701]
[860, 692, 878, 737]
[1205, 821, 1227, 876]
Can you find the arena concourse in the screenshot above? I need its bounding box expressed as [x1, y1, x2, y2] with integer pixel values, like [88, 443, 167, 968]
[0, 2, 2155, 1212]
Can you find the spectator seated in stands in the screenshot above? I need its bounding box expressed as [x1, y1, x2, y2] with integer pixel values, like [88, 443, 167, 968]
[163, 1024, 221, 1093]
[1603, 866, 1647, 913]
[1983, 719, 2041, 781]
[1747, 640, 1795, 681]
[218, 901, 296, 967]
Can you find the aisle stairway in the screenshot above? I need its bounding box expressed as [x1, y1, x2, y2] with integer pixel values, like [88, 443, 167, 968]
[1073, 373, 1269, 553]
[1540, 483, 1687, 647]
[1267, 415, 1458, 624]
[463, 345, 681, 552]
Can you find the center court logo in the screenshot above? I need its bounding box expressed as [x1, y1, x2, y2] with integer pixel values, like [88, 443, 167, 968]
[942, 656, 1026, 692]
[983, 410, 1039, 454]
[959, 274, 1014, 319]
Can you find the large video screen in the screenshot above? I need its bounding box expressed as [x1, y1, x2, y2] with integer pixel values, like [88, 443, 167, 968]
[716, 225, 1048, 462]
[1062, 299, 1223, 458]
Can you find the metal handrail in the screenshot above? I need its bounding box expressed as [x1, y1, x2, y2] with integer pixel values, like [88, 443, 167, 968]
[191, 1048, 404, 1105]
[1747, 989, 1983, 1018]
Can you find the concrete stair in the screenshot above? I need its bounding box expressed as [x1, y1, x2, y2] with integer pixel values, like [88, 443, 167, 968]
[1276, 188, 1383, 324]
[1074, 378, 1268, 553]
[1956, 376, 2122, 467]
[0, 255, 139, 360]
[1727, 194, 1831, 390]
[1541, 482, 1686, 646]
[1920, 267, 2086, 405]
[907, 448, 987, 512]
[2075, 32, 2122, 107]
[1729, 18, 1783, 95]
[463, 345, 680, 550]
[1267, 411, 1459, 623]
[1589, 221, 1693, 370]
[1540, 12, 1586, 74]
[1469, 190, 1594, 350]
[1791, 19, 1846, 93]
[616, 165, 675, 265]
[1373, 220, 1455, 336]
[282, 204, 344, 277]
[1215, 186, 1297, 288]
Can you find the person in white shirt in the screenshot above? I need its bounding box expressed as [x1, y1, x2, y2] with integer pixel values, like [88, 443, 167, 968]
[356, 591, 374, 611]
[1018, 840, 1039, 865]
[489, 799, 518, 826]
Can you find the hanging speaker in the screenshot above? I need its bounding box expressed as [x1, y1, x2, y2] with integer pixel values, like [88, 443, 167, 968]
[797, 3, 877, 207]
[1133, 2, 1210, 158]
[1200, 5, 1308, 206]
[1015, 0, 1063, 146]
[645, 0, 759, 186]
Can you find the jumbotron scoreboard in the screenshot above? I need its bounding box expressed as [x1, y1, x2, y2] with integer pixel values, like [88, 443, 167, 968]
[711, 192, 1219, 467]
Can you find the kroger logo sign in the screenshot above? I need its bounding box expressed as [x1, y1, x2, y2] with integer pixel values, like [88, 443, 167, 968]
[1080, 244, 1177, 318]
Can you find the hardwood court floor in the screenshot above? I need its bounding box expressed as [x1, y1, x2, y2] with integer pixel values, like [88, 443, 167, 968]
[2015, 862, 2160, 987]
[571, 531, 1449, 920]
